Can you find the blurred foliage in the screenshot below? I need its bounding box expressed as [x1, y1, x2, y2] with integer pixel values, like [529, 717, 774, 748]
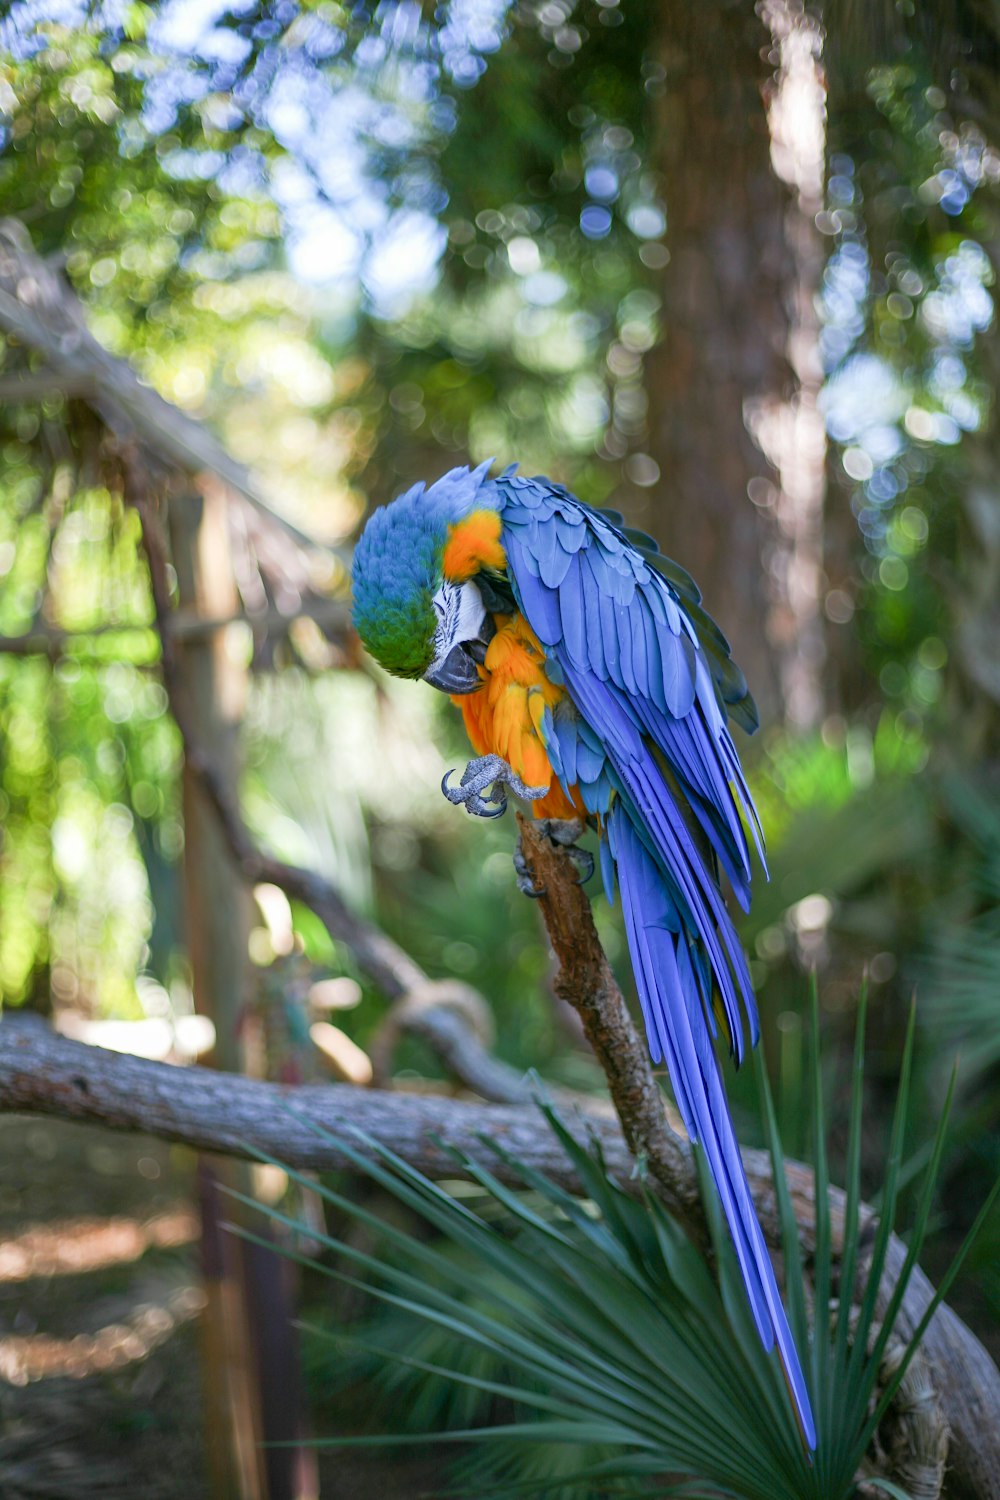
[1, 0, 1000, 1448]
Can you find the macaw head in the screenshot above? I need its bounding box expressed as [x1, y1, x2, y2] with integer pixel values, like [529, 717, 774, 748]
[352, 461, 500, 694]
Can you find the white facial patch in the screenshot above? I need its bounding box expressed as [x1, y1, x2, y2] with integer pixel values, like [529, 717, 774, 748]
[431, 580, 487, 661]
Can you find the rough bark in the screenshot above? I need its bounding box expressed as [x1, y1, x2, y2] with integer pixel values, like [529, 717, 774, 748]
[516, 816, 702, 1231]
[0, 1018, 629, 1195]
[644, 1, 792, 727]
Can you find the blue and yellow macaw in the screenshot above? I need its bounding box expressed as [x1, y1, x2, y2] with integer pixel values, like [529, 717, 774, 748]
[352, 461, 815, 1446]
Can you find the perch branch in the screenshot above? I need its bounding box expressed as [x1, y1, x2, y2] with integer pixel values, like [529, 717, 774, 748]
[0, 1019, 998, 1499]
[515, 817, 857, 1249]
[516, 815, 702, 1229]
[515, 817, 1000, 1500]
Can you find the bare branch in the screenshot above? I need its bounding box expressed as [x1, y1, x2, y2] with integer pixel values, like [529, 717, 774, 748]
[0, 219, 329, 556]
[0, 370, 94, 400]
[1, 1018, 998, 1499]
[0, 601, 352, 661]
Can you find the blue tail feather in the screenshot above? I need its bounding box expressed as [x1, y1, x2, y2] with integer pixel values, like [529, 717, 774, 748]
[609, 806, 817, 1449]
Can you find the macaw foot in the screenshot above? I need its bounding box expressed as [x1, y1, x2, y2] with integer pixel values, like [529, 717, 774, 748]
[513, 817, 594, 898]
[441, 754, 547, 820]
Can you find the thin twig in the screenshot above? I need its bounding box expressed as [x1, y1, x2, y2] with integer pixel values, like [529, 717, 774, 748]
[0, 602, 352, 661]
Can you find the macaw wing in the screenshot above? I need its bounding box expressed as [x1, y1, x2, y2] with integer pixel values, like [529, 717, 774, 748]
[498, 475, 763, 1058]
[496, 475, 816, 1448]
[594, 507, 759, 735]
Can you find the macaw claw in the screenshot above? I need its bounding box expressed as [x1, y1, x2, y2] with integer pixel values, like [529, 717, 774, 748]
[513, 841, 545, 897]
[441, 754, 547, 819]
[514, 817, 594, 899]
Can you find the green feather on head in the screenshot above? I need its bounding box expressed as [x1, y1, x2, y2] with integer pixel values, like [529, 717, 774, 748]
[352, 465, 497, 679]
[352, 487, 442, 677]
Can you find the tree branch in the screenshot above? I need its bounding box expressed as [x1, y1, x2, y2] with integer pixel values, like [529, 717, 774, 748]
[514, 818, 1000, 1500]
[1, 1017, 998, 1499]
[0, 603, 352, 661]
[0, 219, 325, 556]
[0, 1019, 623, 1197]
[0, 369, 94, 400]
[516, 815, 702, 1231]
[122, 456, 532, 1106]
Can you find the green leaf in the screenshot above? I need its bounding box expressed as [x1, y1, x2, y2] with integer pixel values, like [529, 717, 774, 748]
[859, 1478, 916, 1500]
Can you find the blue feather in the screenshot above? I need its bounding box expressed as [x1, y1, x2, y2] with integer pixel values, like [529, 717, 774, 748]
[507, 536, 562, 645]
[536, 519, 568, 588]
[597, 579, 621, 679]
[609, 809, 816, 1449]
[600, 835, 617, 907]
[559, 563, 587, 666]
[616, 597, 637, 695]
[631, 596, 651, 701]
[575, 725, 606, 785]
[553, 700, 578, 787]
[539, 705, 563, 778]
[491, 472, 813, 1447]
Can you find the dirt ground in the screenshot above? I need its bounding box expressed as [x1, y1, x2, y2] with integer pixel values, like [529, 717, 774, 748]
[0, 1116, 448, 1500]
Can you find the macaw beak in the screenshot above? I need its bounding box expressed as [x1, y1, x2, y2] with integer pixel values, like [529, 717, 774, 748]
[424, 643, 484, 695]
[423, 580, 496, 695]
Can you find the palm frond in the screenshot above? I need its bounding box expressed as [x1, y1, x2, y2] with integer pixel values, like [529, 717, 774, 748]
[231, 1005, 998, 1500]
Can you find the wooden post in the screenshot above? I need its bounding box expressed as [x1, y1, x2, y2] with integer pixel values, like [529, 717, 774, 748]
[167, 484, 316, 1500]
[168, 484, 265, 1500]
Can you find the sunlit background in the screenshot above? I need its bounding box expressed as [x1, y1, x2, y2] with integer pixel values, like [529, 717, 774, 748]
[1, 0, 999, 1491]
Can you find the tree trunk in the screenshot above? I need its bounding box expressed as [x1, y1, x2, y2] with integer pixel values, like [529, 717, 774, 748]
[644, 0, 828, 732]
[954, 303, 1000, 760]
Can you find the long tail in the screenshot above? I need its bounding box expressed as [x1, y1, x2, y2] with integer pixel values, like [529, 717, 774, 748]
[609, 806, 816, 1449]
